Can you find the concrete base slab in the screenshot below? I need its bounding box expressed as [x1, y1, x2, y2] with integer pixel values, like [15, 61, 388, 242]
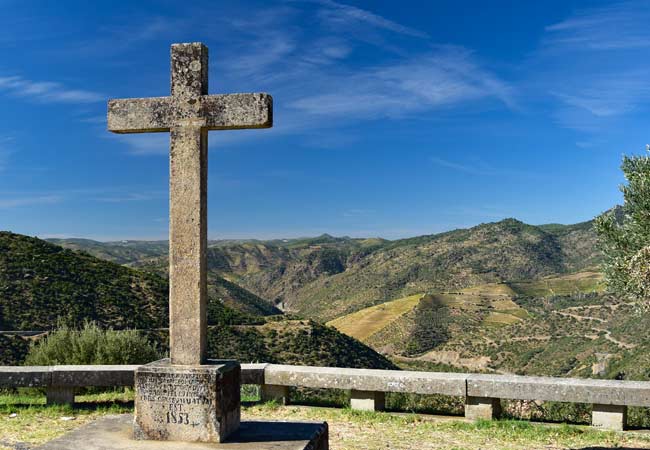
[36, 414, 329, 450]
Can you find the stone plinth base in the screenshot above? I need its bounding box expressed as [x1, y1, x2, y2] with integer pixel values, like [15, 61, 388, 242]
[592, 404, 627, 431]
[134, 359, 240, 443]
[350, 390, 385, 412]
[35, 414, 329, 450]
[465, 396, 501, 420]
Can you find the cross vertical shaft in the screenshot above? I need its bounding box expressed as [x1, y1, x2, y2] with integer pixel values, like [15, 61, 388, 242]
[169, 125, 208, 365]
[107, 42, 272, 369]
[168, 43, 209, 365]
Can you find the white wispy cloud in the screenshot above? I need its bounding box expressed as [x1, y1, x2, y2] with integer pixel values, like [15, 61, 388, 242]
[0, 195, 62, 208]
[289, 48, 514, 119]
[430, 156, 500, 176]
[342, 208, 375, 218]
[535, 1, 650, 131]
[430, 156, 535, 179]
[111, 133, 168, 156]
[96, 193, 159, 203]
[315, 0, 428, 39]
[551, 71, 650, 117]
[0, 75, 103, 103]
[544, 1, 650, 51]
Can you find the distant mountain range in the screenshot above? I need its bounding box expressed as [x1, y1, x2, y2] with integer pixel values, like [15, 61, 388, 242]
[9, 213, 647, 379]
[48, 217, 601, 322]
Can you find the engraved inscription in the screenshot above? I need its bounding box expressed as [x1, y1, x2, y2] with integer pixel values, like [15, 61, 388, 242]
[136, 372, 215, 428]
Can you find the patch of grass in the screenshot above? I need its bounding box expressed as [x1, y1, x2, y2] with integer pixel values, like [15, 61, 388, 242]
[0, 391, 132, 447]
[2, 393, 650, 450]
[244, 404, 650, 449]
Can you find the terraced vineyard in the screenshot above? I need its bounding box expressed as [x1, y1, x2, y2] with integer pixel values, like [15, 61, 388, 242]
[327, 271, 648, 378]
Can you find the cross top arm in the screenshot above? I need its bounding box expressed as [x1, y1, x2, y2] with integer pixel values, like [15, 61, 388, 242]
[107, 93, 273, 134]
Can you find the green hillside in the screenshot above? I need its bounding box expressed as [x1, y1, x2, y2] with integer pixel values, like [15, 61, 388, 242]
[45, 238, 168, 266]
[234, 218, 601, 321]
[1, 232, 392, 370]
[0, 232, 168, 331]
[329, 270, 650, 379]
[50, 218, 601, 323]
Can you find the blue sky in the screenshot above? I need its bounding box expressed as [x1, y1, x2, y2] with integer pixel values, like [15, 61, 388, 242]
[1, 0, 648, 240]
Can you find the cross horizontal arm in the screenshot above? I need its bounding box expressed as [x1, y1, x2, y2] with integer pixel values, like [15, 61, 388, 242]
[108, 97, 172, 133]
[201, 93, 272, 130]
[107, 93, 272, 133]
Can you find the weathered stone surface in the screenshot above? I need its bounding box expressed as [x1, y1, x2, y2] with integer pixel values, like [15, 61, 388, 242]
[261, 384, 290, 405]
[350, 390, 385, 412]
[592, 404, 627, 431]
[169, 123, 208, 366]
[107, 42, 273, 367]
[467, 374, 650, 407]
[0, 366, 50, 387]
[46, 386, 75, 406]
[264, 365, 468, 396]
[134, 359, 240, 443]
[0, 364, 263, 389]
[241, 363, 268, 385]
[51, 365, 138, 387]
[35, 414, 329, 450]
[107, 94, 272, 133]
[464, 396, 501, 421]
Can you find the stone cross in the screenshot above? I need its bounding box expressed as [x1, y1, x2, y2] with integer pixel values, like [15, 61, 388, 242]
[108, 43, 272, 366]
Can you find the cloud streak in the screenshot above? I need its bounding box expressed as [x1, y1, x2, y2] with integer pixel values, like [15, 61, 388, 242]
[544, 1, 650, 51]
[289, 48, 514, 119]
[0, 195, 62, 208]
[316, 0, 429, 39]
[0, 75, 103, 103]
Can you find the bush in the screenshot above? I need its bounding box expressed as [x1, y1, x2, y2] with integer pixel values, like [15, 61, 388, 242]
[24, 321, 162, 365]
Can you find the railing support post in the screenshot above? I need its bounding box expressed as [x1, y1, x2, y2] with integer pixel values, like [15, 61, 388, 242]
[261, 384, 289, 405]
[465, 396, 501, 420]
[350, 390, 385, 412]
[592, 404, 627, 431]
[46, 386, 75, 406]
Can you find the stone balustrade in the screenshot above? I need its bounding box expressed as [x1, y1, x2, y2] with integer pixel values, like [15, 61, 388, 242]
[2, 363, 649, 431]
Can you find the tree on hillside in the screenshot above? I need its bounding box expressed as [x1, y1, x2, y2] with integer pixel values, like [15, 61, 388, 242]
[595, 145, 650, 303]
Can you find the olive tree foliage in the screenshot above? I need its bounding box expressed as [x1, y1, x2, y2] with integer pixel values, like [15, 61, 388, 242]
[595, 146, 650, 303]
[25, 320, 162, 366]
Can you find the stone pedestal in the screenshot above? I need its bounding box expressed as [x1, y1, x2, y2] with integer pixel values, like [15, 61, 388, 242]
[350, 390, 385, 412]
[465, 396, 502, 420]
[261, 384, 290, 405]
[46, 386, 75, 406]
[134, 359, 240, 443]
[592, 404, 627, 431]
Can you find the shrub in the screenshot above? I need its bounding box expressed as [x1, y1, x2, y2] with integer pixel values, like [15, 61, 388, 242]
[24, 320, 162, 366]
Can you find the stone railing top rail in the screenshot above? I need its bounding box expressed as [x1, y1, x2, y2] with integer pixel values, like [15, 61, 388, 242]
[2, 363, 650, 407]
[263, 364, 468, 396]
[0, 365, 140, 388]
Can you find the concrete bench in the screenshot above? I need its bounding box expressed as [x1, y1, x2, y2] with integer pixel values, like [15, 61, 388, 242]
[262, 364, 468, 411]
[3, 363, 650, 431]
[0, 364, 264, 406]
[466, 374, 650, 430]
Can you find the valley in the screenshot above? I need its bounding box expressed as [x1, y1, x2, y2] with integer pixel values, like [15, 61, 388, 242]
[3, 213, 644, 380]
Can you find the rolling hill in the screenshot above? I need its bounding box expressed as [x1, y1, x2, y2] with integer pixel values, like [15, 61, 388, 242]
[49, 218, 601, 323]
[327, 270, 650, 379]
[0, 232, 393, 370]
